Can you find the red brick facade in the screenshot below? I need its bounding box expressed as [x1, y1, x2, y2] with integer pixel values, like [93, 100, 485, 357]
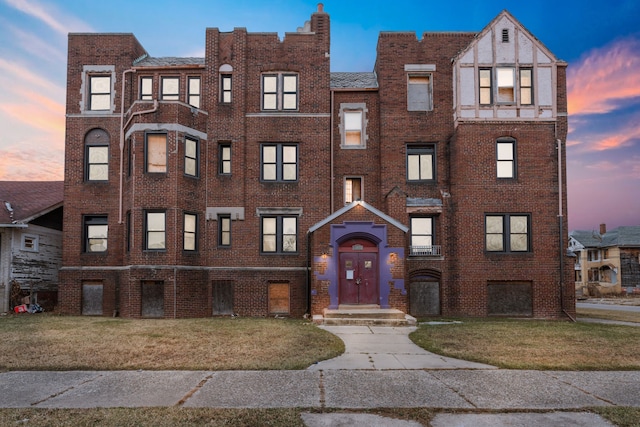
[59, 6, 574, 319]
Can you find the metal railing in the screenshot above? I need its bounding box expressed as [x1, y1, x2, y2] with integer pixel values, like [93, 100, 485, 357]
[409, 245, 441, 256]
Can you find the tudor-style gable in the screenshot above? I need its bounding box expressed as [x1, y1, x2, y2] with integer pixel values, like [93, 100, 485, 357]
[453, 10, 567, 123]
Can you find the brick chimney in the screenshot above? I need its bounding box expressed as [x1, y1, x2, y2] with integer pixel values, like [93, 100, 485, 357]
[600, 223, 607, 235]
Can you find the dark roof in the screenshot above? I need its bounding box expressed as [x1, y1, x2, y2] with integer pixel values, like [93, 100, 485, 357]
[331, 72, 378, 89]
[0, 181, 64, 224]
[134, 57, 204, 67]
[570, 226, 640, 248]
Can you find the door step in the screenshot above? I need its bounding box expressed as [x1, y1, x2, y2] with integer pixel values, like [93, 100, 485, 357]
[319, 307, 416, 326]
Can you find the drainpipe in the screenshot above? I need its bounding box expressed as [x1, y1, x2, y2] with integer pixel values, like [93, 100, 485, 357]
[557, 138, 575, 322]
[330, 89, 335, 212]
[306, 231, 312, 316]
[119, 69, 136, 224]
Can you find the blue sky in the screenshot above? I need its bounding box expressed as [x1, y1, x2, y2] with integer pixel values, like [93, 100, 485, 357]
[1, 0, 639, 231]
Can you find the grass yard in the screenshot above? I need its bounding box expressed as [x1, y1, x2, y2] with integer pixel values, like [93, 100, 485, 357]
[577, 307, 640, 323]
[410, 318, 640, 370]
[0, 315, 344, 371]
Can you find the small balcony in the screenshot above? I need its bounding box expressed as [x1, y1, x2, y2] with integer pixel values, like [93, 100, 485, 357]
[410, 245, 441, 257]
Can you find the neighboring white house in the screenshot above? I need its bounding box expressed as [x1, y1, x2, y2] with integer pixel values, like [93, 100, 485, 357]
[0, 181, 63, 313]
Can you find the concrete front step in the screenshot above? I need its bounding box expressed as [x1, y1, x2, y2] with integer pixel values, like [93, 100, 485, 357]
[320, 307, 415, 326]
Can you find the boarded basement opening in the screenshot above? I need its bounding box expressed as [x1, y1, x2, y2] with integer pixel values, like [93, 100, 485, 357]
[410, 281, 440, 316]
[487, 282, 532, 316]
[141, 280, 164, 318]
[212, 280, 234, 315]
[82, 281, 103, 315]
[269, 282, 290, 315]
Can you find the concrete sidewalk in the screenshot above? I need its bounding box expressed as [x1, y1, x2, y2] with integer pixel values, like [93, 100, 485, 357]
[307, 325, 496, 370]
[1, 325, 637, 426]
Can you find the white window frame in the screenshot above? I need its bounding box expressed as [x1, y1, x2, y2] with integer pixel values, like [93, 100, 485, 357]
[339, 103, 367, 148]
[21, 234, 39, 252]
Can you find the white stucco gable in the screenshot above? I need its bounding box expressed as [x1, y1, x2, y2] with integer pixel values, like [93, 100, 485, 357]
[453, 10, 566, 123]
[308, 201, 408, 233]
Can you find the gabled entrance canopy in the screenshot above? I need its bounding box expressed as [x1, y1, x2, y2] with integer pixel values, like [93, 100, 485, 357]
[308, 201, 408, 234]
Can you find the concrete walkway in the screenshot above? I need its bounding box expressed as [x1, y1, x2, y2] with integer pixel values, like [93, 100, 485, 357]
[1, 325, 637, 426]
[307, 325, 496, 370]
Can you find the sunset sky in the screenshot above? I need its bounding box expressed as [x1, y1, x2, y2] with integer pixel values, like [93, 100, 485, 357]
[0, 0, 638, 231]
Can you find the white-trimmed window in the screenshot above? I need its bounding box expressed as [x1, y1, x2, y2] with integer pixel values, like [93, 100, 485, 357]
[480, 67, 533, 106]
[187, 77, 200, 108]
[497, 67, 515, 103]
[262, 73, 298, 111]
[21, 234, 39, 252]
[161, 77, 179, 100]
[340, 103, 367, 148]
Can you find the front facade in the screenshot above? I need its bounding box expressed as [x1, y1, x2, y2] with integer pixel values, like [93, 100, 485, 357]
[59, 6, 573, 319]
[570, 224, 640, 296]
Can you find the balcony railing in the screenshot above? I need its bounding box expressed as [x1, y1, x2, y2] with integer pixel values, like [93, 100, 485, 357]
[410, 245, 441, 256]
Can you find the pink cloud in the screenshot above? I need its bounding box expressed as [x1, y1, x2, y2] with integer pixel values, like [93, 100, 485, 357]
[0, 145, 63, 181]
[567, 37, 640, 116]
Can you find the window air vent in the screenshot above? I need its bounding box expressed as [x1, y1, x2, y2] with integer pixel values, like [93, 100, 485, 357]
[502, 29, 509, 43]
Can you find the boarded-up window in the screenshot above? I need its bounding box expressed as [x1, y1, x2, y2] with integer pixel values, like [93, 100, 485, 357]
[487, 282, 532, 316]
[410, 281, 440, 316]
[82, 282, 103, 316]
[269, 283, 290, 314]
[212, 280, 234, 315]
[408, 75, 432, 111]
[141, 280, 164, 318]
[146, 133, 167, 173]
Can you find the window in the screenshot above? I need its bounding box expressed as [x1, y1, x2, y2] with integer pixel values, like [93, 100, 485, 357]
[497, 67, 515, 103]
[161, 77, 179, 100]
[219, 215, 231, 247]
[345, 177, 362, 204]
[407, 145, 435, 181]
[188, 77, 200, 108]
[83, 215, 108, 253]
[84, 128, 109, 181]
[340, 103, 367, 148]
[85, 145, 109, 181]
[407, 75, 433, 111]
[262, 73, 298, 110]
[89, 75, 111, 110]
[485, 214, 530, 253]
[21, 234, 39, 252]
[145, 211, 166, 250]
[479, 69, 492, 105]
[219, 144, 231, 174]
[496, 138, 515, 179]
[261, 144, 297, 182]
[520, 69, 533, 105]
[588, 268, 600, 282]
[262, 216, 297, 253]
[410, 217, 437, 256]
[146, 133, 167, 173]
[184, 213, 197, 251]
[140, 77, 153, 100]
[184, 136, 199, 177]
[221, 74, 232, 103]
[344, 111, 363, 146]
[588, 250, 600, 262]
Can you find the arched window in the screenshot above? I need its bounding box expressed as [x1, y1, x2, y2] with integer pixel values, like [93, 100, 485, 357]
[84, 128, 110, 181]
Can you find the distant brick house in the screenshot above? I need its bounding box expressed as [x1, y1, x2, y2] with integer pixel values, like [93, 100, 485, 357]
[59, 6, 573, 319]
[0, 181, 63, 312]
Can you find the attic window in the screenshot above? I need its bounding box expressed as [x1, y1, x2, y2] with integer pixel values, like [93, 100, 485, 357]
[502, 29, 509, 43]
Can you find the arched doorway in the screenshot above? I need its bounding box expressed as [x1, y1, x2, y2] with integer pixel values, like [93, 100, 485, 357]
[338, 238, 379, 305]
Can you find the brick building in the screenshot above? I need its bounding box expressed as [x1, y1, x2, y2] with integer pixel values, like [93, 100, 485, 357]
[59, 6, 574, 319]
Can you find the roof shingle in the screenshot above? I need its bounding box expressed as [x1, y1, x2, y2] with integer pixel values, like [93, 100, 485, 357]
[0, 181, 64, 224]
